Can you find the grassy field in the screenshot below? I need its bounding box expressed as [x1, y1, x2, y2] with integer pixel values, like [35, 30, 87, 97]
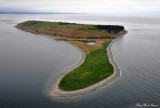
[21, 21, 124, 36]
[59, 39, 114, 91]
[16, 21, 125, 91]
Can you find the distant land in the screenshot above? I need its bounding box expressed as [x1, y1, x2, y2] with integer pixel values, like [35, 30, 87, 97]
[0, 8, 82, 14]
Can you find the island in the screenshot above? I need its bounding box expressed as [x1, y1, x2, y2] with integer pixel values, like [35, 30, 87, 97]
[16, 21, 127, 97]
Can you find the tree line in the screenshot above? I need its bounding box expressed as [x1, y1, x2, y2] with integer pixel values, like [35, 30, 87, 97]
[94, 25, 124, 33]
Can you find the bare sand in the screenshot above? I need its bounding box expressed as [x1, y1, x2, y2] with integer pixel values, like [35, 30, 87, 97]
[50, 37, 123, 97]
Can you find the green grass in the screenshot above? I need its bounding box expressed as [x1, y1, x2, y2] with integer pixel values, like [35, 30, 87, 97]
[21, 21, 120, 35]
[17, 21, 124, 91]
[18, 21, 123, 91]
[59, 40, 114, 91]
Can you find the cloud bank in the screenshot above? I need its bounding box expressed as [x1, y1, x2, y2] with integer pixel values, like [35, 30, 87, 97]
[1, 0, 160, 13]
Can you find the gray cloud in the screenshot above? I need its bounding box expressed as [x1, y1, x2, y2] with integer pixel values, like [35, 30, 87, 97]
[1, 0, 160, 13]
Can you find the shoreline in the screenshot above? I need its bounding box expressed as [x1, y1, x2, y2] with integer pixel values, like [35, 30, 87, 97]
[50, 32, 127, 97]
[15, 24, 127, 97]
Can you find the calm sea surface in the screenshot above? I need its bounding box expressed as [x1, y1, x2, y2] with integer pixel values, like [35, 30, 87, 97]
[0, 14, 160, 108]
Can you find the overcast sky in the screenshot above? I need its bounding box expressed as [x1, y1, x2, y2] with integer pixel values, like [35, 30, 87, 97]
[1, 0, 160, 14]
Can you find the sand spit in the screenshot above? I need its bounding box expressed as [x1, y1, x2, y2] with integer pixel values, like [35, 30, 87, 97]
[49, 32, 127, 97]
[15, 24, 127, 97]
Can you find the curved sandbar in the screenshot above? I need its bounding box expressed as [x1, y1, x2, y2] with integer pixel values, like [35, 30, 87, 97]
[15, 21, 127, 97]
[50, 34, 125, 97]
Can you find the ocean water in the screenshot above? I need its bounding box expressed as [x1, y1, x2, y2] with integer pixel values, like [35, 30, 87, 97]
[0, 14, 160, 108]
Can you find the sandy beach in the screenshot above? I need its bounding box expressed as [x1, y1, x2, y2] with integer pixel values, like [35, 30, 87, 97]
[15, 23, 126, 97]
[50, 35, 124, 97]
